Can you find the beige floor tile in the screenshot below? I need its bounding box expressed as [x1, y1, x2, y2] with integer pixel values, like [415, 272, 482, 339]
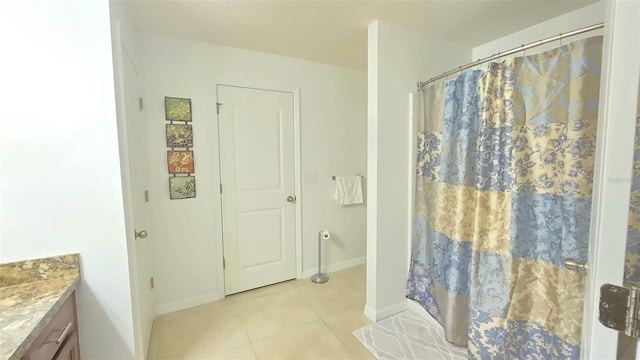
[159, 341, 255, 360]
[342, 335, 376, 359]
[344, 266, 366, 290]
[227, 280, 294, 303]
[158, 303, 250, 359]
[205, 344, 256, 360]
[251, 320, 352, 359]
[241, 288, 319, 341]
[149, 264, 367, 360]
[322, 307, 372, 338]
[322, 307, 374, 359]
[296, 276, 366, 317]
[156, 296, 237, 323]
[329, 264, 364, 279]
[288, 278, 313, 288]
[146, 320, 161, 360]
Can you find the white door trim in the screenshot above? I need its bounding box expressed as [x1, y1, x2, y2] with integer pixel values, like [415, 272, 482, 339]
[581, 0, 640, 358]
[211, 83, 303, 296]
[209, 82, 226, 299]
[293, 88, 303, 279]
[111, 20, 147, 360]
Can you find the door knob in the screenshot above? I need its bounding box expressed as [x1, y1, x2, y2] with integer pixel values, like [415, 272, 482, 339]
[135, 230, 148, 239]
[286, 195, 296, 203]
[564, 258, 587, 272]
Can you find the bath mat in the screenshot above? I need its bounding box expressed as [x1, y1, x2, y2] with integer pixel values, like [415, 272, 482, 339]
[353, 311, 467, 360]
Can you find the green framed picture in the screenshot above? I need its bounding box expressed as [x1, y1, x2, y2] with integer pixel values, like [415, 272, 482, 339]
[165, 96, 192, 121]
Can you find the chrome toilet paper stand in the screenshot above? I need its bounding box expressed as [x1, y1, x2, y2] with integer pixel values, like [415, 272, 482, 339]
[311, 231, 329, 284]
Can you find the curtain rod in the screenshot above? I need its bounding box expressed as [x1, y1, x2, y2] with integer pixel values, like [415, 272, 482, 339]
[417, 22, 604, 91]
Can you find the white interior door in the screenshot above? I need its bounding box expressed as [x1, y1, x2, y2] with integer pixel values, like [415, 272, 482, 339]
[582, 0, 640, 358]
[217, 85, 297, 295]
[122, 49, 155, 356]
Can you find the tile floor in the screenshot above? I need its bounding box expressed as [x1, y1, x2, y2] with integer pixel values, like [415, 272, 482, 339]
[147, 264, 374, 359]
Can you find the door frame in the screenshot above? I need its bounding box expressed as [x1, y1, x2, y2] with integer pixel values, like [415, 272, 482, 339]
[111, 20, 154, 360]
[210, 83, 303, 295]
[581, 0, 640, 358]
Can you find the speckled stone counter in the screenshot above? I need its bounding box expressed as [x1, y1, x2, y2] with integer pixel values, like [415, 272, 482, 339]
[0, 254, 80, 360]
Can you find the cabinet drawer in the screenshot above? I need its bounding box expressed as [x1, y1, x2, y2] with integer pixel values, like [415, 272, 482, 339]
[53, 331, 79, 360]
[22, 292, 77, 360]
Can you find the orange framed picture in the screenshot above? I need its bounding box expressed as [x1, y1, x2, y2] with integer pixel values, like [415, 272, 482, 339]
[167, 150, 194, 174]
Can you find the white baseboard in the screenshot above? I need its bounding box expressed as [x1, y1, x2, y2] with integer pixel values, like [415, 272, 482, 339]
[364, 304, 377, 321]
[406, 298, 442, 328]
[300, 256, 366, 278]
[376, 301, 407, 320]
[363, 301, 407, 322]
[156, 291, 223, 315]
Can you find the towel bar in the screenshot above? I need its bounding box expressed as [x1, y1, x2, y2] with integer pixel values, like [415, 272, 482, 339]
[331, 174, 362, 180]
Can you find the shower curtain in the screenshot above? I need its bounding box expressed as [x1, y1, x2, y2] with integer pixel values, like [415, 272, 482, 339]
[619, 84, 640, 358]
[407, 36, 603, 359]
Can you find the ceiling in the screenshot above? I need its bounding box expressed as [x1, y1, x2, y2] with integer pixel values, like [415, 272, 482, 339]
[115, 0, 597, 69]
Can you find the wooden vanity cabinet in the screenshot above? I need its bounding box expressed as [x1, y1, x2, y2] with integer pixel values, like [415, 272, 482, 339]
[22, 291, 80, 360]
[51, 331, 79, 360]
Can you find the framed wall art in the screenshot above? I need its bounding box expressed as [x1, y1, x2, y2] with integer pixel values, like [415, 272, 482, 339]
[169, 176, 196, 200]
[164, 96, 192, 121]
[166, 124, 193, 148]
[165, 96, 196, 200]
[167, 150, 194, 174]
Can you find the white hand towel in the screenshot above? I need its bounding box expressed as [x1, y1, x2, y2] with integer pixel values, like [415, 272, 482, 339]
[334, 176, 363, 205]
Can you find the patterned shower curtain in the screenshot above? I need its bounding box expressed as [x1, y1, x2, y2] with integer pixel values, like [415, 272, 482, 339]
[407, 36, 603, 359]
[619, 82, 640, 358]
[625, 89, 640, 287]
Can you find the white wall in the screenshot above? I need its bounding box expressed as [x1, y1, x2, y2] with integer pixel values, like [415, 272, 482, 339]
[110, 3, 142, 71]
[366, 20, 470, 320]
[138, 33, 368, 313]
[473, 2, 604, 59]
[0, 1, 137, 359]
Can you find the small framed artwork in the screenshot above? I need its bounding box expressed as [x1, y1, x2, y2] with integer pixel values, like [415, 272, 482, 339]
[165, 96, 192, 121]
[169, 176, 196, 200]
[167, 150, 194, 174]
[166, 124, 193, 148]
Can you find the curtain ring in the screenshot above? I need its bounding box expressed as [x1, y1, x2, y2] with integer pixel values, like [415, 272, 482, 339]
[559, 33, 563, 48]
[521, 44, 525, 57]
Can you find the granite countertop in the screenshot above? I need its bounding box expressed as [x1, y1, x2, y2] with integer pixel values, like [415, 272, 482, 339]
[0, 254, 80, 360]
